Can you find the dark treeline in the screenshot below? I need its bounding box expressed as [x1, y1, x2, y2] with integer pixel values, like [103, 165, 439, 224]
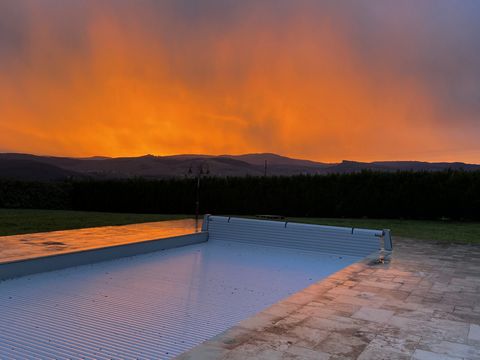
[1, 171, 480, 220]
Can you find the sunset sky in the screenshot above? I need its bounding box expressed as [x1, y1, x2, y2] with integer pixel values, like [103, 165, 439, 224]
[0, 0, 479, 162]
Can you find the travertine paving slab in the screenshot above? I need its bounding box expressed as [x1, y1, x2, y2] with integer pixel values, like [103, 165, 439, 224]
[177, 238, 480, 359]
[352, 307, 394, 323]
[469, 324, 480, 342]
[412, 349, 462, 360]
[417, 339, 480, 359]
[0, 219, 198, 262]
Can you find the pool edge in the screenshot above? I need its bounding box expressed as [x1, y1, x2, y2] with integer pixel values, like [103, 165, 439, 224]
[0, 231, 208, 281]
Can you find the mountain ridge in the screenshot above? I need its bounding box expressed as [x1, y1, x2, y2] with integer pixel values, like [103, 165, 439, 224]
[0, 152, 479, 180]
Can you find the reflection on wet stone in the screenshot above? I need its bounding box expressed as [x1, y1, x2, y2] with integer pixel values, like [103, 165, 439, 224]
[0, 219, 198, 263]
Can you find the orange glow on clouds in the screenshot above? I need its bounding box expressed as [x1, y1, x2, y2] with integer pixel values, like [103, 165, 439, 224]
[0, 1, 479, 162]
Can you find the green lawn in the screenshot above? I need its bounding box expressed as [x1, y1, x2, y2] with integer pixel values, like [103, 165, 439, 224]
[1, 209, 479, 244]
[0, 209, 191, 236]
[287, 217, 480, 244]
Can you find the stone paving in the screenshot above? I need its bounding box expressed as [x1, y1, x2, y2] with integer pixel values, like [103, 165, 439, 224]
[0, 219, 198, 263]
[177, 238, 480, 359]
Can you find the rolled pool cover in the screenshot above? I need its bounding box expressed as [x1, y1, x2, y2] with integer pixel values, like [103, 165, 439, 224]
[205, 215, 390, 258]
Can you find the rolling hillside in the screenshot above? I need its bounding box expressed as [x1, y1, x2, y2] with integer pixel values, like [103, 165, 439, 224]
[0, 152, 479, 180]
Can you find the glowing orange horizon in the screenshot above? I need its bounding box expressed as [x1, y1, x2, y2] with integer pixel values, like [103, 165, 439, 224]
[0, 1, 479, 163]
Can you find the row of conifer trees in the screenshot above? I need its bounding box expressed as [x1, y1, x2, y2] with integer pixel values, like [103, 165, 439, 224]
[1, 170, 479, 220]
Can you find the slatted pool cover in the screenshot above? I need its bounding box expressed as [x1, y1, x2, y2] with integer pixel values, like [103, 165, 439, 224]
[0, 219, 376, 359]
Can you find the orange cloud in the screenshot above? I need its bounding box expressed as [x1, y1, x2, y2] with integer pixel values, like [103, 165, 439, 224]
[0, 1, 479, 162]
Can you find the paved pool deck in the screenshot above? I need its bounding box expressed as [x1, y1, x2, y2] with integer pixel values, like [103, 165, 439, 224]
[0, 219, 198, 263]
[177, 238, 480, 360]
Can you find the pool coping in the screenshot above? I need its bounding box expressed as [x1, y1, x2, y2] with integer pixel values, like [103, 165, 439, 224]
[0, 231, 208, 281]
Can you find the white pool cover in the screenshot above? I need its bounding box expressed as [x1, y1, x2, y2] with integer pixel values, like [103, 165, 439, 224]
[0, 217, 386, 359]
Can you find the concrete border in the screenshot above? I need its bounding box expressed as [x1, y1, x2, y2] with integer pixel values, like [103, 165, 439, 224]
[0, 232, 208, 281]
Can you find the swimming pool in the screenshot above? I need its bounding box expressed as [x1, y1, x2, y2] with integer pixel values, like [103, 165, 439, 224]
[0, 216, 390, 359]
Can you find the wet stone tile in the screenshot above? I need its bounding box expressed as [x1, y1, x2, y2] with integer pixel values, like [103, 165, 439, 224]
[364, 332, 420, 357]
[417, 338, 480, 360]
[412, 349, 462, 360]
[352, 307, 395, 324]
[288, 326, 330, 348]
[469, 324, 480, 342]
[314, 331, 370, 358]
[285, 345, 330, 360]
[357, 347, 411, 360]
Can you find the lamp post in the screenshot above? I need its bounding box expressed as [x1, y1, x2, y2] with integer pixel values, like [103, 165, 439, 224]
[187, 162, 210, 230]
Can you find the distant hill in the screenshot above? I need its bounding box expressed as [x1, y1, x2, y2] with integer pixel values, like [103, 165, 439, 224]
[0, 159, 82, 181]
[0, 152, 479, 180]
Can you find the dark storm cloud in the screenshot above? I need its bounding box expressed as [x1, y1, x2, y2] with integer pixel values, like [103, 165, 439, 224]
[341, 0, 480, 123]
